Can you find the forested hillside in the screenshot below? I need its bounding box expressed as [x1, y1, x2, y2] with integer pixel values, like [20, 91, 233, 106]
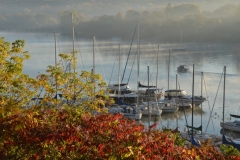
[0, 0, 240, 42]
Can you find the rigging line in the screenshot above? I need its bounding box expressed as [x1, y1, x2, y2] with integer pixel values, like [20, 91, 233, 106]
[142, 49, 157, 85]
[94, 38, 107, 82]
[237, 106, 240, 116]
[55, 35, 69, 72]
[202, 72, 216, 134]
[205, 69, 224, 133]
[127, 48, 138, 84]
[141, 49, 157, 85]
[56, 35, 62, 64]
[74, 33, 85, 70]
[121, 22, 138, 83]
[109, 48, 118, 85]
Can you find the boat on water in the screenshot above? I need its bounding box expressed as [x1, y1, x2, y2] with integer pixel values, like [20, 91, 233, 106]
[219, 66, 240, 150]
[177, 65, 189, 72]
[150, 99, 179, 113]
[164, 89, 206, 106]
[222, 134, 240, 150]
[220, 114, 240, 132]
[172, 31, 186, 52]
[136, 104, 162, 116]
[108, 105, 142, 120]
[178, 100, 192, 110]
[181, 125, 221, 146]
[106, 83, 138, 104]
[137, 82, 163, 102]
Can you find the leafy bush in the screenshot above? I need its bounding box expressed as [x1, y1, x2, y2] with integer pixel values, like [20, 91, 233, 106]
[1, 110, 240, 159]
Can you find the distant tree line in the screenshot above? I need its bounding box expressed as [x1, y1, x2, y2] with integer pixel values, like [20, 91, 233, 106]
[1, 3, 240, 43]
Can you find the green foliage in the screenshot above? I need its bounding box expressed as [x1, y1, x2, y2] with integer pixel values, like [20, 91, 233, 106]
[220, 144, 240, 157]
[0, 37, 112, 117]
[0, 37, 38, 115]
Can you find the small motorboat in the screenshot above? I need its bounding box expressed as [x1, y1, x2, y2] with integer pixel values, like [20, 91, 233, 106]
[177, 65, 189, 72]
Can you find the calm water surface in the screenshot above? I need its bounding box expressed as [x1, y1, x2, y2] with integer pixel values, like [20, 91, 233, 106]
[2, 32, 240, 136]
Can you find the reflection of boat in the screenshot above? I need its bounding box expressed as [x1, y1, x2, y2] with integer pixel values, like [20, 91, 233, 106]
[177, 65, 189, 72]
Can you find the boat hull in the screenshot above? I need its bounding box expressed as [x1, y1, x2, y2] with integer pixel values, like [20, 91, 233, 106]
[220, 122, 240, 132]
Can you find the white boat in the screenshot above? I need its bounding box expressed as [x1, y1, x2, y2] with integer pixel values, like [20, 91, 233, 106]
[220, 66, 240, 133]
[221, 66, 240, 150]
[137, 82, 163, 102]
[149, 99, 179, 113]
[164, 89, 206, 106]
[108, 105, 142, 120]
[220, 115, 240, 132]
[178, 100, 192, 110]
[172, 31, 186, 52]
[181, 128, 221, 146]
[106, 83, 138, 104]
[136, 104, 162, 116]
[180, 65, 222, 146]
[177, 65, 189, 72]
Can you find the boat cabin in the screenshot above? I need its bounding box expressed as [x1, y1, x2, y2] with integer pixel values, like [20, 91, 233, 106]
[106, 83, 133, 95]
[164, 89, 188, 99]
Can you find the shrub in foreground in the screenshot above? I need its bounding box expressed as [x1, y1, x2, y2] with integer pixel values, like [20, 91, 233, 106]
[1, 107, 240, 159]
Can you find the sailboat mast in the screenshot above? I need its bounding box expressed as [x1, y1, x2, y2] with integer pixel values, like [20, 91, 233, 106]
[71, 13, 75, 73]
[191, 64, 194, 140]
[148, 66, 150, 127]
[180, 31, 182, 45]
[223, 66, 226, 123]
[137, 21, 139, 106]
[93, 35, 95, 75]
[201, 72, 203, 133]
[118, 44, 121, 104]
[156, 45, 159, 104]
[168, 49, 170, 90]
[93, 35, 96, 93]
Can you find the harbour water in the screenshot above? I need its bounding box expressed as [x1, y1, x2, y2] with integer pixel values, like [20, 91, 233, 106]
[2, 32, 240, 136]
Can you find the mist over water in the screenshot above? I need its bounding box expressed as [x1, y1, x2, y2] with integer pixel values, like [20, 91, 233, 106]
[2, 32, 240, 136]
